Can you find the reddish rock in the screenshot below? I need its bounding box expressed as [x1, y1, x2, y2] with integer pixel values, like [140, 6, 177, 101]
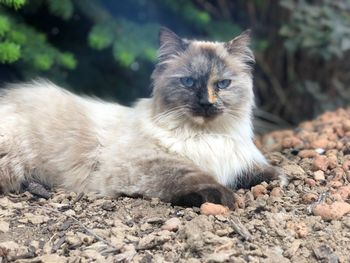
[313, 201, 350, 221]
[200, 203, 229, 216]
[251, 184, 267, 199]
[304, 178, 316, 187]
[313, 155, 329, 171]
[270, 187, 282, 197]
[342, 160, 350, 172]
[327, 180, 342, 188]
[298, 150, 317, 158]
[332, 167, 344, 181]
[302, 193, 318, 204]
[233, 193, 245, 209]
[294, 222, 308, 238]
[311, 139, 329, 149]
[282, 136, 303, 149]
[326, 154, 338, 169]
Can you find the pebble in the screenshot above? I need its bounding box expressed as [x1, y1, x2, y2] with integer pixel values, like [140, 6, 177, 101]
[304, 178, 316, 187]
[200, 203, 229, 216]
[298, 149, 317, 158]
[282, 164, 306, 179]
[313, 170, 325, 181]
[302, 193, 318, 204]
[313, 155, 329, 171]
[161, 217, 181, 232]
[270, 187, 282, 197]
[313, 201, 350, 220]
[251, 184, 267, 199]
[311, 139, 329, 149]
[24, 213, 50, 225]
[0, 220, 9, 233]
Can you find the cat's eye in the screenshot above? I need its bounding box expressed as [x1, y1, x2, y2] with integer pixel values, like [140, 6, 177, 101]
[216, 79, 231, 89]
[180, 77, 195, 88]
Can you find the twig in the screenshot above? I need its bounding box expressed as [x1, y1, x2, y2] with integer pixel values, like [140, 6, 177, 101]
[229, 217, 253, 241]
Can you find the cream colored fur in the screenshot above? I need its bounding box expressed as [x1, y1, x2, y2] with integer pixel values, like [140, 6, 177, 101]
[0, 79, 267, 196]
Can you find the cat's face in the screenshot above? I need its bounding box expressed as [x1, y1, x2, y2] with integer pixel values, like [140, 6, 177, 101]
[151, 28, 255, 127]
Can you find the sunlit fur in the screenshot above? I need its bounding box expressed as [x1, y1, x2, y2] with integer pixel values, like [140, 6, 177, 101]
[0, 29, 274, 201]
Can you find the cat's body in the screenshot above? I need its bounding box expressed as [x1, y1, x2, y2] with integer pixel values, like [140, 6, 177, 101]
[0, 28, 279, 208]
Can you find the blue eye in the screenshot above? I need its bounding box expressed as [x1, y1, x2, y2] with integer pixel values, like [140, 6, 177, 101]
[216, 79, 231, 89]
[180, 77, 195, 88]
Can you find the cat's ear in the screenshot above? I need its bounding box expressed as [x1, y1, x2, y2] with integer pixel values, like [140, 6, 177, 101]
[158, 27, 187, 62]
[224, 30, 255, 64]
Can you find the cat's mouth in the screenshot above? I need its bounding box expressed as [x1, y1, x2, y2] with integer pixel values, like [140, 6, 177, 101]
[190, 107, 223, 121]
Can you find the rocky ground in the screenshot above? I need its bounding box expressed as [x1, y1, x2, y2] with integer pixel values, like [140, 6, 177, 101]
[0, 108, 350, 263]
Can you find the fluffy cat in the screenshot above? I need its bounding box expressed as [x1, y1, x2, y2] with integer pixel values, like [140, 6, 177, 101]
[0, 28, 280, 208]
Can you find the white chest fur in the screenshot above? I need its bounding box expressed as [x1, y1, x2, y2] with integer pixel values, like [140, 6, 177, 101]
[146, 122, 267, 187]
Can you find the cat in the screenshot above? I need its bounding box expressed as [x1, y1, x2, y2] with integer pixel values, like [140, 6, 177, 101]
[0, 27, 282, 209]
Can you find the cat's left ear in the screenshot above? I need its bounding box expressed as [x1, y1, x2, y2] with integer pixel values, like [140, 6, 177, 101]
[224, 30, 255, 64]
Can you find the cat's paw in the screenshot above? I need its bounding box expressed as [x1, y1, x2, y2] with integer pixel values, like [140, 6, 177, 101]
[171, 183, 235, 209]
[236, 164, 287, 189]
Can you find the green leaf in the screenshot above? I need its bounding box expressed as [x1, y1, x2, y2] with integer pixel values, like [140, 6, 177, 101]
[47, 0, 74, 20]
[88, 24, 114, 50]
[34, 54, 53, 70]
[59, 52, 77, 69]
[0, 0, 26, 9]
[0, 16, 10, 37]
[0, 41, 20, 63]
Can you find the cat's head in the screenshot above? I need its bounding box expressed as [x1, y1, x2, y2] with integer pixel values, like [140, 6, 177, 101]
[151, 27, 255, 128]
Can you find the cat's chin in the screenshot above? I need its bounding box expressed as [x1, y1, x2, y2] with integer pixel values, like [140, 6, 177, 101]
[190, 115, 218, 126]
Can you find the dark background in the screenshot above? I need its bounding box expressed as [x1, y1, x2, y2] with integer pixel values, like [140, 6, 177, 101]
[1, 0, 349, 133]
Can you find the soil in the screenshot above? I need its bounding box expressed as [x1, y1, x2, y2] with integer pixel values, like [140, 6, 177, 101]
[1, 108, 350, 263]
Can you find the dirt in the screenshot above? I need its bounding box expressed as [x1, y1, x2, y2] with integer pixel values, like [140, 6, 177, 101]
[1, 108, 350, 263]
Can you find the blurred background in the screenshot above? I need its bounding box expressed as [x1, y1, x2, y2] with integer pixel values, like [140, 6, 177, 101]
[0, 0, 349, 133]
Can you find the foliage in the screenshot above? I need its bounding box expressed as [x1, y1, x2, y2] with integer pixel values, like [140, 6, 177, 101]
[280, 0, 350, 60]
[0, 2, 77, 74]
[0, 0, 349, 128]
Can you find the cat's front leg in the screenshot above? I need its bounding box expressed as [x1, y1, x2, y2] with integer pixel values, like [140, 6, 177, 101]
[132, 157, 236, 209]
[235, 164, 285, 189]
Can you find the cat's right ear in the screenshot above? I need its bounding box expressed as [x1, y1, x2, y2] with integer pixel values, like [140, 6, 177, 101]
[158, 27, 187, 62]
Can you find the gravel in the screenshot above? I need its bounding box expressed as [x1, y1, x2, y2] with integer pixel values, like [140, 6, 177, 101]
[0, 108, 350, 262]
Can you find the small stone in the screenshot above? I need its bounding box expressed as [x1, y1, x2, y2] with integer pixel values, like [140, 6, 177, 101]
[313, 201, 350, 220]
[304, 178, 316, 187]
[302, 193, 318, 204]
[200, 202, 229, 216]
[311, 139, 329, 149]
[327, 180, 342, 188]
[343, 160, 350, 172]
[76, 232, 94, 245]
[64, 209, 76, 216]
[313, 155, 329, 171]
[282, 136, 303, 149]
[294, 222, 308, 238]
[233, 193, 245, 209]
[39, 254, 67, 263]
[327, 154, 338, 169]
[25, 213, 50, 225]
[282, 164, 306, 179]
[315, 148, 325, 154]
[314, 170, 325, 181]
[65, 233, 82, 248]
[0, 220, 9, 233]
[251, 184, 267, 199]
[298, 149, 317, 158]
[336, 185, 350, 200]
[161, 217, 181, 232]
[270, 187, 282, 197]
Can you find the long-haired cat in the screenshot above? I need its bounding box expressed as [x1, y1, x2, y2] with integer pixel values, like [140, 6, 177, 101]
[0, 28, 280, 208]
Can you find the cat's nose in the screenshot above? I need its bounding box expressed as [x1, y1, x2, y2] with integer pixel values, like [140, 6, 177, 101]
[199, 97, 214, 109]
